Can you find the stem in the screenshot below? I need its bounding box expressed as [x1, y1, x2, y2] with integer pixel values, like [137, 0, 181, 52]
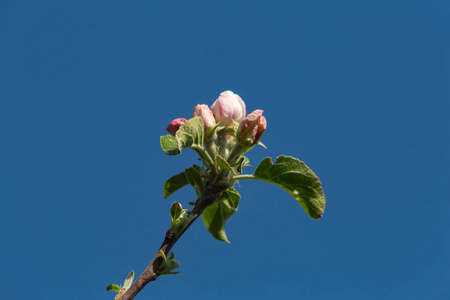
[192, 145, 216, 176]
[231, 174, 255, 180]
[120, 183, 228, 300]
[217, 129, 228, 159]
[226, 142, 246, 165]
[204, 133, 217, 162]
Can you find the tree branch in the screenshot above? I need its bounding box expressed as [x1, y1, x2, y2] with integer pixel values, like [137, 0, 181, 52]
[120, 183, 228, 300]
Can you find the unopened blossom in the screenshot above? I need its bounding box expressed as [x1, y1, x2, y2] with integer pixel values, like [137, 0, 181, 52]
[210, 90, 246, 127]
[192, 104, 216, 135]
[237, 110, 267, 145]
[166, 118, 187, 136]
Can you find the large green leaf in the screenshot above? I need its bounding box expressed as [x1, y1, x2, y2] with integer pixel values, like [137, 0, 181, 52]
[176, 117, 204, 152]
[252, 155, 325, 219]
[201, 188, 240, 243]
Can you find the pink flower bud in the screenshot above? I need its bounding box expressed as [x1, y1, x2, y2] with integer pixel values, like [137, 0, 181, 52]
[166, 118, 187, 136]
[237, 110, 267, 145]
[192, 104, 216, 134]
[210, 90, 246, 126]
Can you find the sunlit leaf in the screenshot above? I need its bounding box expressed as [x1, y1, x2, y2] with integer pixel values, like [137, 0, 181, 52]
[176, 117, 204, 152]
[253, 155, 325, 219]
[106, 284, 121, 293]
[160, 135, 180, 155]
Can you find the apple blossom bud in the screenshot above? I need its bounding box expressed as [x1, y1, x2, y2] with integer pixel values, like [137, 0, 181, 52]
[210, 90, 246, 126]
[166, 118, 187, 136]
[237, 110, 267, 145]
[192, 104, 216, 134]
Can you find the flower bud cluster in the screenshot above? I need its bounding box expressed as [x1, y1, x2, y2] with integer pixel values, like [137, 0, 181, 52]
[165, 90, 267, 168]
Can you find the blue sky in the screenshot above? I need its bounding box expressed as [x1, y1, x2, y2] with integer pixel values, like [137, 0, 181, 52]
[1, 1, 448, 299]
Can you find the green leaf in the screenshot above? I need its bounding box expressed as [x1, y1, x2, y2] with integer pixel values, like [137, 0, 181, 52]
[176, 117, 204, 152]
[123, 270, 135, 290]
[170, 202, 182, 221]
[159, 251, 181, 276]
[216, 155, 233, 172]
[160, 117, 205, 156]
[106, 284, 121, 293]
[201, 188, 240, 243]
[169, 202, 196, 235]
[160, 135, 181, 155]
[163, 172, 189, 199]
[253, 155, 325, 219]
[231, 155, 249, 175]
[184, 166, 204, 197]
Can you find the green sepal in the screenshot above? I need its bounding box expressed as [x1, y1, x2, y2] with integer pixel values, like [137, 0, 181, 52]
[175, 117, 204, 152]
[106, 284, 121, 293]
[201, 188, 240, 243]
[257, 141, 267, 149]
[253, 155, 325, 219]
[206, 123, 223, 138]
[160, 135, 180, 155]
[158, 251, 181, 276]
[163, 172, 189, 199]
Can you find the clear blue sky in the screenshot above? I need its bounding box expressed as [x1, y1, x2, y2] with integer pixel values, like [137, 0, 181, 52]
[1, 1, 448, 299]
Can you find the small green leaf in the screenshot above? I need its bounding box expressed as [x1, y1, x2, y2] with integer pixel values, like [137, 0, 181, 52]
[169, 202, 196, 235]
[184, 166, 204, 197]
[123, 270, 135, 290]
[106, 284, 121, 293]
[231, 156, 249, 174]
[160, 135, 181, 155]
[201, 188, 240, 243]
[158, 251, 181, 276]
[163, 172, 189, 199]
[176, 117, 204, 152]
[216, 155, 233, 172]
[170, 202, 182, 221]
[253, 155, 325, 219]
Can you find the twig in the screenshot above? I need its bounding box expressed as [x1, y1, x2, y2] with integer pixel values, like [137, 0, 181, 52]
[120, 183, 228, 300]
